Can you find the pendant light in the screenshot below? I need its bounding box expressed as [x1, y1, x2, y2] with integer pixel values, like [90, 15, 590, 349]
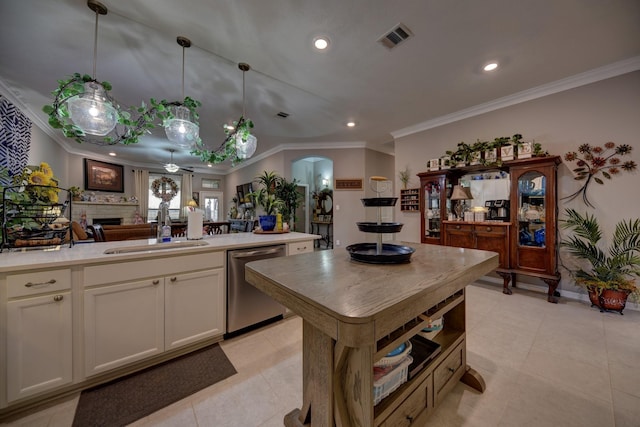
[164, 36, 200, 148]
[235, 63, 258, 160]
[164, 149, 180, 173]
[66, 0, 118, 136]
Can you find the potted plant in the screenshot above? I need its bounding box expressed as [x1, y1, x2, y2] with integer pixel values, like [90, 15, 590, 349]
[69, 186, 82, 201]
[399, 168, 411, 189]
[560, 208, 640, 313]
[250, 171, 284, 231]
[274, 176, 302, 230]
[446, 141, 474, 167]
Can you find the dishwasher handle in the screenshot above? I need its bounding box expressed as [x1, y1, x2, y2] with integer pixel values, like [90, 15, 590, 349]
[231, 248, 284, 258]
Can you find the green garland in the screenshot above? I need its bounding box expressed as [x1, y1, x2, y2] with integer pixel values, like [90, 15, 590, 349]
[42, 73, 202, 146]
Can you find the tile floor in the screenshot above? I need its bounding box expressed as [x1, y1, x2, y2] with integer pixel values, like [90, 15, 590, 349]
[2, 281, 639, 427]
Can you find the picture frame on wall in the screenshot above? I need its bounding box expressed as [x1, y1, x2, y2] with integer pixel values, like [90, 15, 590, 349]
[84, 159, 124, 193]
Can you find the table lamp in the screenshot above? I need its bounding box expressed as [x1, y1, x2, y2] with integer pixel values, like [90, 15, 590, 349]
[450, 185, 473, 220]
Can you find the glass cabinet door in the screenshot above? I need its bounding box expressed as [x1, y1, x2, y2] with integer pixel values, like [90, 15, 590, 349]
[517, 172, 546, 247]
[423, 180, 441, 239]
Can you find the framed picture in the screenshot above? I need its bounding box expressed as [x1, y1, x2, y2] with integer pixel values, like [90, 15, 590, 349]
[335, 178, 363, 190]
[84, 159, 124, 192]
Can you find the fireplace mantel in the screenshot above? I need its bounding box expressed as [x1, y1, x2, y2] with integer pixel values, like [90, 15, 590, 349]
[72, 201, 140, 225]
[74, 201, 139, 206]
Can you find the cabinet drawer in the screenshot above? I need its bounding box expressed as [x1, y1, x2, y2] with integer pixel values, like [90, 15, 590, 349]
[433, 342, 465, 405]
[475, 225, 507, 236]
[84, 251, 223, 286]
[380, 374, 431, 427]
[288, 240, 313, 255]
[7, 269, 71, 298]
[448, 224, 473, 232]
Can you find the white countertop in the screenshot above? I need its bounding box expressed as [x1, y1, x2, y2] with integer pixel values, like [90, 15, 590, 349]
[0, 232, 319, 273]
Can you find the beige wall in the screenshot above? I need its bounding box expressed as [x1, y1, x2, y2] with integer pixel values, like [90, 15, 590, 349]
[27, 125, 69, 186]
[224, 148, 395, 247]
[394, 71, 640, 292]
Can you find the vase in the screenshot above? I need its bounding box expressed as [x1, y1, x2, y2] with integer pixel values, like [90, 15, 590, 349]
[587, 288, 630, 314]
[259, 215, 277, 231]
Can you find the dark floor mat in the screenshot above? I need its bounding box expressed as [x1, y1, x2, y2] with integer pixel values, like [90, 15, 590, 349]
[72, 344, 236, 427]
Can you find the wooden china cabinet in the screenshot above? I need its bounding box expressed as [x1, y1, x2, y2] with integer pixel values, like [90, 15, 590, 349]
[418, 156, 562, 303]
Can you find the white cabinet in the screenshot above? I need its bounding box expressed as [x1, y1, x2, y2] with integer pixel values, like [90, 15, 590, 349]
[84, 277, 164, 376]
[165, 269, 224, 350]
[5, 269, 72, 403]
[83, 252, 225, 376]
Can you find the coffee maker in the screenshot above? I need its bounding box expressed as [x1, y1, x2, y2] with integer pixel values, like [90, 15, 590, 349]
[485, 200, 510, 221]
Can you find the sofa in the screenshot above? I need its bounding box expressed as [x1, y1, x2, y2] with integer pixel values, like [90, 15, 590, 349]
[88, 223, 157, 242]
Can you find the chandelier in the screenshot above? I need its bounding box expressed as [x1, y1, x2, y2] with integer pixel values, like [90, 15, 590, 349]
[65, 0, 118, 136]
[235, 63, 258, 159]
[193, 62, 258, 165]
[164, 37, 200, 148]
[164, 149, 180, 173]
[43, 2, 202, 148]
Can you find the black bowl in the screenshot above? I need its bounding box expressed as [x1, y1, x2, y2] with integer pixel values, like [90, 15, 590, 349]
[356, 222, 404, 233]
[346, 243, 415, 264]
[360, 197, 398, 207]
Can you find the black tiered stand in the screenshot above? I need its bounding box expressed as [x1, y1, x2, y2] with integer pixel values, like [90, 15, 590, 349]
[347, 196, 415, 264]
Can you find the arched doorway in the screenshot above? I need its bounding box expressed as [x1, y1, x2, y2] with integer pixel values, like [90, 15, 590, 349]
[292, 156, 333, 246]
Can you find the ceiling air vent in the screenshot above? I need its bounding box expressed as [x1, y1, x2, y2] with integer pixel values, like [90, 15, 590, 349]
[378, 23, 413, 49]
[276, 112, 290, 118]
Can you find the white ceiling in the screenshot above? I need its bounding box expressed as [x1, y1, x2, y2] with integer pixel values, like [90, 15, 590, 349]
[1, 0, 639, 174]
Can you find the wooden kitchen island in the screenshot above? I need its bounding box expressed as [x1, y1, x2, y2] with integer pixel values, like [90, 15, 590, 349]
[246, 243, 498, 426]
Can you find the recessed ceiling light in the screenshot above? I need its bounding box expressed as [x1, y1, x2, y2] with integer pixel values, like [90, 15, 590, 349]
[313, 36, 330, 51]
[108, 152, 116, 156]
[347, 121, 356, 127]
[483, 62, 499, 71]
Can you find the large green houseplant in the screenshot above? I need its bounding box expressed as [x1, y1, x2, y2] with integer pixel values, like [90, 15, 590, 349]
[249, 171, 284, 231]
[560, 208, 640, 313]
[274, 176, 302, 229]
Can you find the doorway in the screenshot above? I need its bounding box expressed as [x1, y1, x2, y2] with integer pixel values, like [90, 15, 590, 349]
[200, 191, 224, 221]
[291, 156, 333, 239]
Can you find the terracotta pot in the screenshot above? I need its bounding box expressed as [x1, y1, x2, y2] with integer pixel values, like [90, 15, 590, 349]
[587, 288, 631, 314]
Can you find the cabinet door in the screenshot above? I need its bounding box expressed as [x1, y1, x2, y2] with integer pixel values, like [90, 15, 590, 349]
[474, 225, 510, 269]
[511, 164, 558, 275]
[165, 269, 225, 350]
[421, 177, 445, 244]
[84, 278, 164, 376]
[443, 223, 474, 248]
[7, 292, 72, 402]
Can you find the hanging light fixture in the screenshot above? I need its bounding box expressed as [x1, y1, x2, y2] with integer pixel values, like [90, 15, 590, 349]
[235, 63, 258, 160]
[164, 36, 200, 148]
[65, 0, 118, 136]
[164, 149, 180, 173]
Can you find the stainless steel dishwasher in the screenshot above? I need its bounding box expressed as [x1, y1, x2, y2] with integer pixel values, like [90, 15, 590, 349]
[227, 244, 286, 335]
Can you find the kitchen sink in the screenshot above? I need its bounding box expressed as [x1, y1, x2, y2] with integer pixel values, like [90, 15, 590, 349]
[103, 240, 209, 254]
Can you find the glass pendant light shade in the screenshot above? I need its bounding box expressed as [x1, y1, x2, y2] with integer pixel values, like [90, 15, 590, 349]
[67, 81, 118, 136]
[164, 149, 180, 173]
[164, 106, 199, 148]
[164, 163, 180, 173]
[236, 133, 257, 159]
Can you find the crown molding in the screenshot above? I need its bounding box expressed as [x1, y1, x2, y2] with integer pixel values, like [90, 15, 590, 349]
[391, 56, 640, 139]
